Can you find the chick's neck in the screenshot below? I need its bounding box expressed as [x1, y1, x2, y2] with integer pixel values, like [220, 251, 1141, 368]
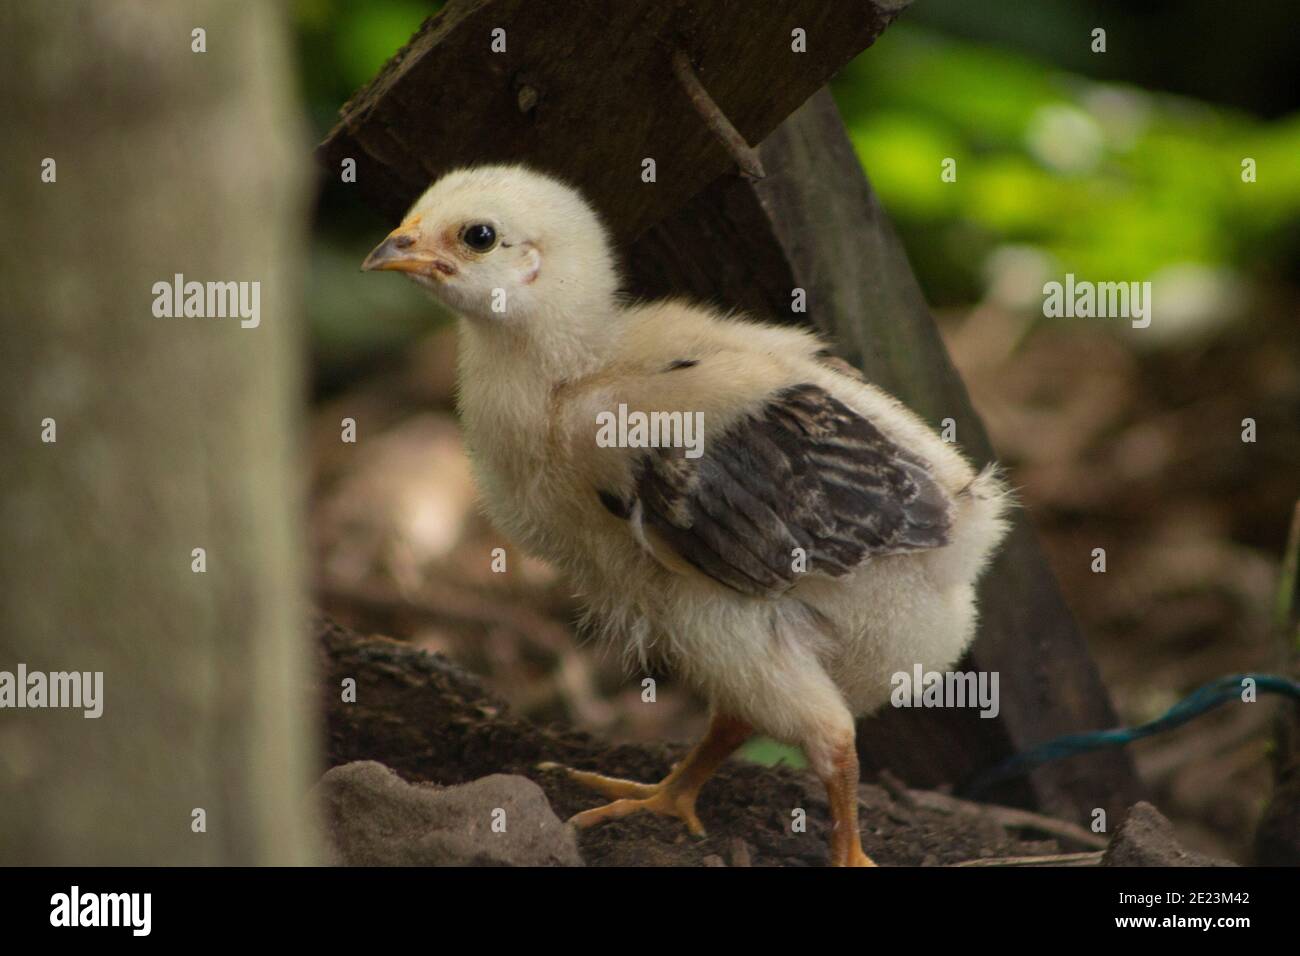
[455, 299, 624, 430]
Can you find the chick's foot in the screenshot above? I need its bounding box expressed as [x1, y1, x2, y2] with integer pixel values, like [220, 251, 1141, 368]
[538, 765, 709, 835]
[537, 712, 752, 839]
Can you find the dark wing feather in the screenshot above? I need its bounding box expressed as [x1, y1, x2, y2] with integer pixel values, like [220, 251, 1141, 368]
[609, 383, 952, 598]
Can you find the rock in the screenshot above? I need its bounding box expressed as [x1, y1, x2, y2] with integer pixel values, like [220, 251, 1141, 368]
[1101, 801, 1236, 867]
[728, 837, 753, 867]
[313, 760, 583, 866]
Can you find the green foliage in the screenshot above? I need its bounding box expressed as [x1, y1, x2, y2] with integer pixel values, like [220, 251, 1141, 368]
[295, 0, 442, 138]
[296, 1, 449, 377]
[738, 737, 808, 770]
[833, 26, 1300, 306]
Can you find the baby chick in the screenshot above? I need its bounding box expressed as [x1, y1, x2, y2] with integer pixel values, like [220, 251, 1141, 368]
[362, 164, 1012, 866]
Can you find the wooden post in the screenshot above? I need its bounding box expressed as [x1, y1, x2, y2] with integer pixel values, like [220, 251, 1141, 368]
[0, 0, 317, 864]
[316, 0, 1142, 819]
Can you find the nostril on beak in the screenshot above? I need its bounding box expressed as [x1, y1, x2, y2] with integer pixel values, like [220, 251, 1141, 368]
[362, 231, 422, 272]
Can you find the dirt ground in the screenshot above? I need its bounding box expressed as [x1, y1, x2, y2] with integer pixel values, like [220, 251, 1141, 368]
[317, 617, 1114, 866]
[310, 294, 1299, 864]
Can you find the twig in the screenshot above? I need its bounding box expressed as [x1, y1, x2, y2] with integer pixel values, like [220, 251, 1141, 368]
[671, 49, 765, 180]
[876, 768, 917, 807]
[950, 851, 1104, 867]
[1275, 499, 1300, 637]
[895, 785, 1109, 850]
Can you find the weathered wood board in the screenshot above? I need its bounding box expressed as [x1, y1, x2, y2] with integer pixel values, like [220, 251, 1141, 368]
[318, 0, 909, 239]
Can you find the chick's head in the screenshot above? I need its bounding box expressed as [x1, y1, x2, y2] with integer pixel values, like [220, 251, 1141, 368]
[363, 164, 620, 330]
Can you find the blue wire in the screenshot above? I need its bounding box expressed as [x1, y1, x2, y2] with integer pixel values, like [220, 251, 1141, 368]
[962, 673, 1300, 797]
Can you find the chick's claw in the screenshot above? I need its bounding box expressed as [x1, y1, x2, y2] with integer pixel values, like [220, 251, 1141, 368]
[539, 765, 659, 801]
[838, 844, 879, 867]
[569, 789, 708, 838]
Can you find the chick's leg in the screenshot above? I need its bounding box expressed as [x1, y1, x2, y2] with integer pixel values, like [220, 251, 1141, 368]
[749, 646, 876, 867]
[539, 712, 751, 837]
[818, 734, 877, 867]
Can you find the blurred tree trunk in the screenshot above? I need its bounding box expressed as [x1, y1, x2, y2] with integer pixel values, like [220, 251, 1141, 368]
[0, 1, 316, 863]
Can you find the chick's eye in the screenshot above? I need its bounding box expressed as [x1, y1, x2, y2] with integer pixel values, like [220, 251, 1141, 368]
[461, 223, 497, 252]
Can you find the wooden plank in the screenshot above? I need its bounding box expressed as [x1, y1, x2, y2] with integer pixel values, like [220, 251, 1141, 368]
[316, 0, 909, 238]
[626, 90, 1143, 820]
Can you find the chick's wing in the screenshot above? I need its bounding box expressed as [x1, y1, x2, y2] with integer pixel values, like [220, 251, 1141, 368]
[590, 380, 954, 598]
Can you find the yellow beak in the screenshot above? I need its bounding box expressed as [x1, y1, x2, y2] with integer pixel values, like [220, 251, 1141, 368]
[361, 228, 428, 274]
